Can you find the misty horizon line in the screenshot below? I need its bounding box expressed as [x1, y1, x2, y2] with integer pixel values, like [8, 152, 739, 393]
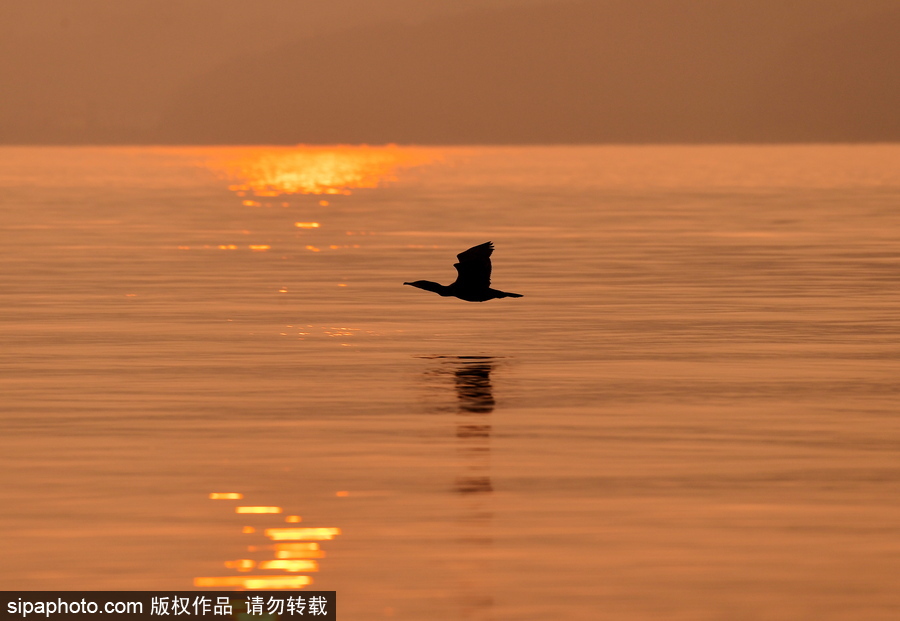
[4, 140, 900, 148]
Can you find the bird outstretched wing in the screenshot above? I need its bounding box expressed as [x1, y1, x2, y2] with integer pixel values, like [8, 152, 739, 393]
[452, 241, 493, 289]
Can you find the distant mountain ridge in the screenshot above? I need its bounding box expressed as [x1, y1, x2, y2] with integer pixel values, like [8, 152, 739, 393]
[6, 0, 899, 144]
[159, 0, 900, 144]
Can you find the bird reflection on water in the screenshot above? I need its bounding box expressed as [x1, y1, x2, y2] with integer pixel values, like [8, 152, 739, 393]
[419, 355, 497, 619]
[419, 355, 497, 494]
[454, 359, 496, 414]
[451, 358, 495, 495]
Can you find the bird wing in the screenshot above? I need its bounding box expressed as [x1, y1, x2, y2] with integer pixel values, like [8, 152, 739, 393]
[452, 241, 493, 289]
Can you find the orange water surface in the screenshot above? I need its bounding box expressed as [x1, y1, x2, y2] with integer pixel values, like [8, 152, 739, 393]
[1, 145, 899, 620]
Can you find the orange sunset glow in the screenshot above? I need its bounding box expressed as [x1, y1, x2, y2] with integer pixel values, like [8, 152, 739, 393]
[207, 145, 441, 197]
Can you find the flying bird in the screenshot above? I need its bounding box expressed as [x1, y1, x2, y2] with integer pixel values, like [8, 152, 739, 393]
[404, 241, 523, 302]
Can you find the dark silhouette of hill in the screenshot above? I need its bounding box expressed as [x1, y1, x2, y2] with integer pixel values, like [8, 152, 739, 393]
[0, 0, 536, 145]
[158, 0, 900, 144]
[3, 0, 897, 144]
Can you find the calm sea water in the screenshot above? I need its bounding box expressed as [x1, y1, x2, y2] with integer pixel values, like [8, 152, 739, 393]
[2, 145, 899, 620]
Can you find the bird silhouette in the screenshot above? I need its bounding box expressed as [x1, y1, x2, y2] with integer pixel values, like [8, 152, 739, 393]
[404, 241, 523, 302]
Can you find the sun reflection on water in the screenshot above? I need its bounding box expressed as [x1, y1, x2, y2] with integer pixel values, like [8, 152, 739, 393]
[207, 145, 441, 197]
[197, 493, 341, 590]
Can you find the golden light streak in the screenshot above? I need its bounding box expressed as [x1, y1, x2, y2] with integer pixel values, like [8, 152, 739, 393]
[264, 527, 341, 541]
[259, 560, 319, 573]
[194, 576, 312, 590]
[209, 492, 243, 500]
[242, 526, 256, 534]
[294, 222, 320, 228]
[248, 245, 271, 252]
[236, 506, 283, 514]
[285, 515, 302, 523]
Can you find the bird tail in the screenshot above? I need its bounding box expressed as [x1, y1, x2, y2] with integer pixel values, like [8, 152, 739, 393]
[500, 291, 523, 298]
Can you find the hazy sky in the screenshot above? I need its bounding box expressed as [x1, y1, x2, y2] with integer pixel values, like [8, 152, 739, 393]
[2, 0, 897, 144]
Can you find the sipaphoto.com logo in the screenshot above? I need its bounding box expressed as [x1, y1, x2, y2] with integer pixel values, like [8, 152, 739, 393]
[6, 596, 142, 617]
